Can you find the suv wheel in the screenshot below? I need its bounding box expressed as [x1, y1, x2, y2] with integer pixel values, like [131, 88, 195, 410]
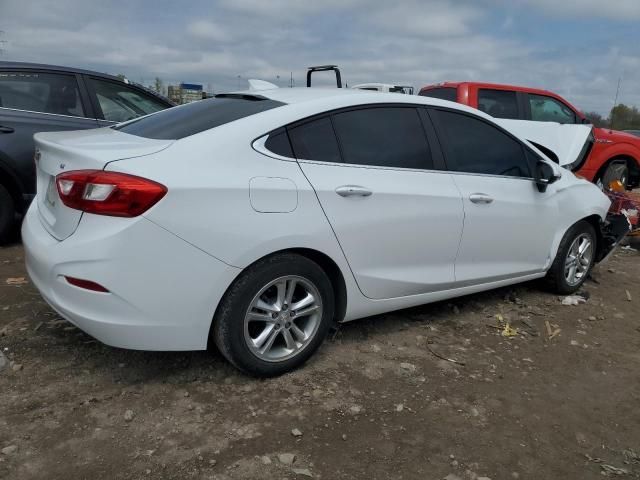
[212, 253, 334, 377]
[0, 184, 15, 244]
[598, 161, 628, 190]
[545, 221, 596, 294]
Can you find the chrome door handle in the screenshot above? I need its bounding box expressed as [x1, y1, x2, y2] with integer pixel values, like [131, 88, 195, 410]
[469, 193, 493, 204]
[335, 185, 373, 197]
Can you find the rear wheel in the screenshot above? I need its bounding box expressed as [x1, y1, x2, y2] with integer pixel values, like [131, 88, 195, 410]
[213, 253, 334, 377]
[0, 184, 15, 244]
[545, 221, 596, 294]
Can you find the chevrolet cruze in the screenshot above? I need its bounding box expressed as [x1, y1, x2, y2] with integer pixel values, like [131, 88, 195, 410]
[23, 87, 618, 376]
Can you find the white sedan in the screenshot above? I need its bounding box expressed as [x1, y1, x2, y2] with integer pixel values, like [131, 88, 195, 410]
[23, 87, 621, 376]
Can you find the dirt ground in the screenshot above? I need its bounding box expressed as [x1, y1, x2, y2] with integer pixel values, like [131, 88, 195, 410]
[1, 240, 639, 480]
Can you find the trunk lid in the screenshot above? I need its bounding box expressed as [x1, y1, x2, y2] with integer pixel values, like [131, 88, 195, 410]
[34, 127, 173, 240]
[495, 120, 593, 168]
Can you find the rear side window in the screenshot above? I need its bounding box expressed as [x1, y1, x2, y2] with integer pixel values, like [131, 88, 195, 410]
[477, 89, 519, 119]
[89, 78, 167, 122]
[0, 71, 85, 116]
[288, 117, 341, 163]
[264, 128, 293, 158]
[419, 87, 457, 102]
[331, 107, 433, 169]
[116, 95, 285, 140]
[433, 109, 531, 178]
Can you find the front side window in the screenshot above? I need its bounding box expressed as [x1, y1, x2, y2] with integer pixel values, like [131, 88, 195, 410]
[0, 71, 84, 116]
[288, 117, 341, 163]
[419, 87, 457, 102]
[528, 94, 576, 124]
[478, 89, 519, 119]
[89, 78, 168, 123]
[331, 107, 433, 169]
[434, 109, 531, 178]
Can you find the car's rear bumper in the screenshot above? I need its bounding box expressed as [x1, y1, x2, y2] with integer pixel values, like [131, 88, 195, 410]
[22, 200, 240, 351]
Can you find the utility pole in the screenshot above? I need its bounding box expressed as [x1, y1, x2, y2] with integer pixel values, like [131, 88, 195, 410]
[289, 72, 294, 88]
[610, 76, 622, 129]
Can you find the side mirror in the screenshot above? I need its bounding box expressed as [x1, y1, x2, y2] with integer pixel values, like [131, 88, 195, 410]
[536, 161, 560, 193]
[581, 117, 592, 125]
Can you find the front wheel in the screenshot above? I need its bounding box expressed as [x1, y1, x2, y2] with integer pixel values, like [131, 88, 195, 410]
[212, 253, 334, 377]
[598, 161, 628, 190]
[545, 221, 596, 294]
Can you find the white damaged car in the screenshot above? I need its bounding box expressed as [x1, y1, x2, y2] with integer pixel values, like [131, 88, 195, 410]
[22, 87, 627, 376]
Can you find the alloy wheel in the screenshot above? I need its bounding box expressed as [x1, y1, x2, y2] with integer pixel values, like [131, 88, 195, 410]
[564, 233, 593, 286]
[244, 275, 323, 362]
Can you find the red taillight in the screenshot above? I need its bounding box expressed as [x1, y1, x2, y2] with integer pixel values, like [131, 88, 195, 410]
[55, 170, 167, 217]
[64, 276, 110, 293]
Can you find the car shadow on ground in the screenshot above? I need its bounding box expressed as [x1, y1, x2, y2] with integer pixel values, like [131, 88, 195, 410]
[33, 280, 541, 385]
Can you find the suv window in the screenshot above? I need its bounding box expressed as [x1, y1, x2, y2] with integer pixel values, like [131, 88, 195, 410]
[0, 71, 84, 116]
[288, 117, 341, 163]
[419, 87, 457, 102]
[528, 94, 576, 124]
[477, 89, 519, 119]
[331, 107, 433, 169]
[89, 78, 168, 123]
[116, 95, 284, 140]
[433, 109, 531, 178]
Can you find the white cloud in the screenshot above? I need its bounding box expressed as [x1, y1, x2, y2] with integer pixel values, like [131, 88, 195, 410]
[517, 0, 640, 20]
[0, 0, 638, 113]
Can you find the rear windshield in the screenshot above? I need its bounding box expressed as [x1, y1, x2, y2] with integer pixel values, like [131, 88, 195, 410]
[115, 95, 285, 140]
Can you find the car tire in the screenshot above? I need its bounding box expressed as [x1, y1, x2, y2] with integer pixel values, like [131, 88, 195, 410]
[0, 184, 15, 244]
[599, 161, 628, 190]
[212, 253, 335, 377]
[545, 220, 597, 295]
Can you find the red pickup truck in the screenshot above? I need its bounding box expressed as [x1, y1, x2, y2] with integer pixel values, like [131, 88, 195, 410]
[419, 82, 640, 190]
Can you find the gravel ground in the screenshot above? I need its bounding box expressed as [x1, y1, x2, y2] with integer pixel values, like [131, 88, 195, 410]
[1, 241, 639, 480]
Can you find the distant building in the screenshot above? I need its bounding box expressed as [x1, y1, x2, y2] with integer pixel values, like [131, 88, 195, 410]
[167, 83, 205, 104]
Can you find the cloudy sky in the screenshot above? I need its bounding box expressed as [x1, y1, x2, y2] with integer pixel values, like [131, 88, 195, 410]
[1, 0, 639, 114]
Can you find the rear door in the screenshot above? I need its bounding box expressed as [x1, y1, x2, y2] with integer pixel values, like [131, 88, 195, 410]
[429, 107, 559, 284]
[290, 106, 464, 300]
[0, 70, 99, 198]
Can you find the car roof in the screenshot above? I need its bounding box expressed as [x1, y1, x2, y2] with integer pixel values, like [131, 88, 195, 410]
[253, 87, 485, 115]
[0, 61, 175, 106]
[0, 60, 126, 82]
[421, 81, 565, 98]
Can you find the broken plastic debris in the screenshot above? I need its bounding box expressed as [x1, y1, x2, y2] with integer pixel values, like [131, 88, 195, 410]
[561, 295, 586, 306]
[501, 323, 518, 337]
[5, 277, 27, 286]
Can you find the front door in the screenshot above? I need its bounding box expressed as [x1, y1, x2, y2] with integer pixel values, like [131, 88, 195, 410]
[430, 108, 558, 285]
[288, 106, 465, 299]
